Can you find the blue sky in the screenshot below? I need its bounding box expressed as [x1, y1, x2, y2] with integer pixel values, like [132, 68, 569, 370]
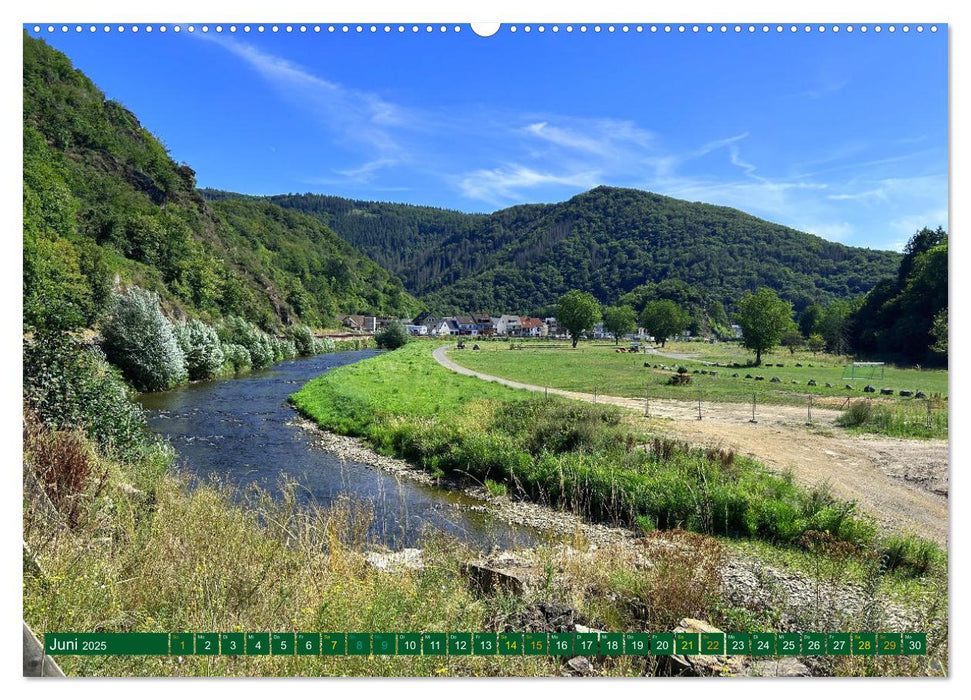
[32, 23, 947, 251]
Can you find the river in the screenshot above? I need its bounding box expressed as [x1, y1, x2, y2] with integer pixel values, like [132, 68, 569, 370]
[137, 350, 541, 551]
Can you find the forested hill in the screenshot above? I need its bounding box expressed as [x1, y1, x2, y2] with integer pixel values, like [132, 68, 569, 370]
[254, 187, 902, 315]
[23, 34, 418, 334]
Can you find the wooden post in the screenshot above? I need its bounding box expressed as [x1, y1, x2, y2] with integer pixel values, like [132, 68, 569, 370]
[697, 392, 702, 421]
[750, 393, 758, 423]
[808, 394, 813, 424]
[644, 385, 651, 418]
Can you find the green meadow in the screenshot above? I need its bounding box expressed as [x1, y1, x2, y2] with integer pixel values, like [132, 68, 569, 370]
[448, 339, 948, 408]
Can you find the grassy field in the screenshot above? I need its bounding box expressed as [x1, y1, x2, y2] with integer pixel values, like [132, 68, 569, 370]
[447, 339, 948, 410]
[290, 342, 947, 553]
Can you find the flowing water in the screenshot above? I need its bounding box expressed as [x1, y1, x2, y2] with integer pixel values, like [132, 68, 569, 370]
[137, 351, 542, 551]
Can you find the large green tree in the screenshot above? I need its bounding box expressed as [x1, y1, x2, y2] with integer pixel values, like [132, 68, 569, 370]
[639, 299, 689, 348]
[557, 290, 601, 348]
[602, 305, 637, 344]
[735, 288, 796, 365]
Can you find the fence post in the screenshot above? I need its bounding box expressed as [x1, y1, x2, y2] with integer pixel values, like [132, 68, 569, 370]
[644, 385, 651, 418]
[807, 394, 813, 424]
[750, 393, 758, 423]
[926, 398, 932, 430]
[697, 392, 702, 421]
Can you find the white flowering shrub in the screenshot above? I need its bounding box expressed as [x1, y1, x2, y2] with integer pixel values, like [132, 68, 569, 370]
[101, 286, 187, 392]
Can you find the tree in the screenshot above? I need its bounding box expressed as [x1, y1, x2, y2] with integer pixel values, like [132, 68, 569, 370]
[375, 321, 411, 350]
[639, 299, 688, 348]
[780, 330, 805, 355]
[556, 290, 601, 348]
[806, 333, 826, 355]
[602, 305, 637, 344]
[735, 287, 796, 365]
[930, 308, 948, 355]
[818, 300, 855, 356]
[798, 303, 823, 338]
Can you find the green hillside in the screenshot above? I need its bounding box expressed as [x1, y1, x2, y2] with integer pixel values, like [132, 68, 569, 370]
[259, 187, 902, 316]
[23, 33, 418, 334]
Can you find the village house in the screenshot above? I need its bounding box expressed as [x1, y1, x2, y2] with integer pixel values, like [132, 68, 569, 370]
[431, 318, 460, 336]
[473, 314, 495, 336]
[340, 314, 378, 332]
[454, 315, 479, 335]
[496, 314, 522, 336]
[519, 317, 547, 337]
[412, 310, 439, 329]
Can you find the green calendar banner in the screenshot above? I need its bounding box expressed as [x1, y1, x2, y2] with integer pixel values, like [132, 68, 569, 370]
[220, 633, 244, 655]
[297, 633, 320, 656]
[372, 633, 396, 656]
[472, 633, 496, 655]
[44, 633, 169, 656]
[271, 633, 295, 656]
[42, 631, 929, 657]
[778, 633, 801, 656]
[170, 633, 194, 655]
[195, 633, 219, 656]
[245, 633, 269, 656]
[398, 633, 422, 655]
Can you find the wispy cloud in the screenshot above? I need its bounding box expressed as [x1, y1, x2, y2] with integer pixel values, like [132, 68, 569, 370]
[196, 33, 410, 177]
[458, 165, 601, 205]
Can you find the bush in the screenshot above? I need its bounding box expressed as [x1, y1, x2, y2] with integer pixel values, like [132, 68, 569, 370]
[375, 322, 411, 350]
[221, 343, 251, 374]
[23, 332, 148, 459]
[314, 336, 336, 354]
[838, 400, 873, 427]
[286, 325, 316, 356]
[100, 286, 187, 392]
[174, 319, 224, 381]
[218, 316, 275, 369]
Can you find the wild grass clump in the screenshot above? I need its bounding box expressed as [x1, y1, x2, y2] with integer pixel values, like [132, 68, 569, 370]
[837, 399, 947, 439]
[879, 534, 944, 577]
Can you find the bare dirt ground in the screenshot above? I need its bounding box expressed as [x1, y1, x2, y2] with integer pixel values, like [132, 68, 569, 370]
[435, 346, 949, 543]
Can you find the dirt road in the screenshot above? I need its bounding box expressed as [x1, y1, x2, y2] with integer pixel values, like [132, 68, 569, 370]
[435, 346, 949, 543]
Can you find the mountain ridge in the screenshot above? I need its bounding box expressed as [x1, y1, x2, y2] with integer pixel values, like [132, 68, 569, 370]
[209, 186, 902, 315]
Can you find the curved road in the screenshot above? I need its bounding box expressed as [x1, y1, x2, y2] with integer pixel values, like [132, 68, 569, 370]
[434, 345, 949, 543]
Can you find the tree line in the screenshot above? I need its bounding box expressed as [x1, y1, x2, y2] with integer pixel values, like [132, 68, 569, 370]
[555, 226, 947, 366]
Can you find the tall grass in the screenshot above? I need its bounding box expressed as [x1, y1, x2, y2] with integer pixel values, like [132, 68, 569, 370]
[837, 399, 948, 439]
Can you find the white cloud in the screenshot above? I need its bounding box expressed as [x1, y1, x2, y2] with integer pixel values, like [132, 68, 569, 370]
[458, 165, 601, 204]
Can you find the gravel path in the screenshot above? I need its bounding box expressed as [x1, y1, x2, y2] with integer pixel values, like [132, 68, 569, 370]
[435, 346, 949, 543]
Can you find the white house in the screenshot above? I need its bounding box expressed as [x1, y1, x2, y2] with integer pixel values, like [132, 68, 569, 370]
[496, 314, 522, 336]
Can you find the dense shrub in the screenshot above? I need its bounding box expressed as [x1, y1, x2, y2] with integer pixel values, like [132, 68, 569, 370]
[174, 319, 224, 381]
[314, 336, 336, 353]
[23, 332, 148, 459]
[218, 316, 275, 369]
[285, 325, 316, 356]
[375, 322, 411, 350]
[221, 343, 252, 374]
[100, 286, 187, 392]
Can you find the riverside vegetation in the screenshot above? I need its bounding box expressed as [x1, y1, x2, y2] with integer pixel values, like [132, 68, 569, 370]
[291, 342, 943, 573]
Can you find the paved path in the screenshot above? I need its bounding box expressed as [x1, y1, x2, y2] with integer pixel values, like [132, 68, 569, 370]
[434, 345, 949, 542]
